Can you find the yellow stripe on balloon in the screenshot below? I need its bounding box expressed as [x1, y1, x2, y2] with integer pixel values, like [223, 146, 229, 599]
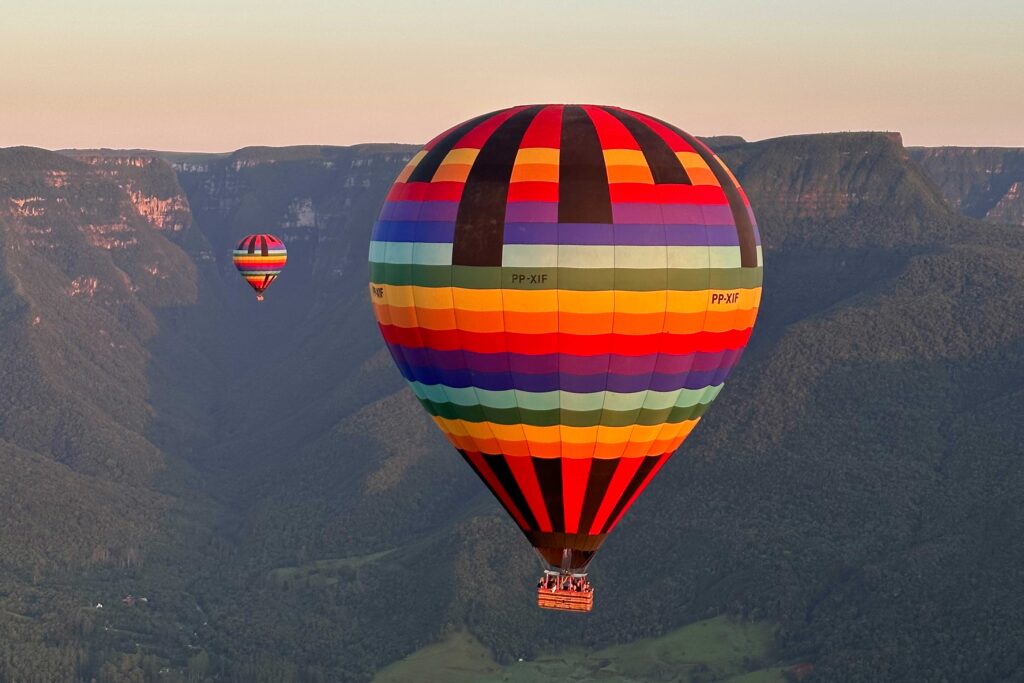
[514, 147, 560, 165]
[394, 150, 427, 184]
[372, 286, 761, 316]
[675, 151, 719, 186]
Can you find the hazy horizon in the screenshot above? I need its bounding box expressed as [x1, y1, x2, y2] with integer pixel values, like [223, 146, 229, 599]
[20, 130, 1018, 157]
[4, 0, 1022, 150]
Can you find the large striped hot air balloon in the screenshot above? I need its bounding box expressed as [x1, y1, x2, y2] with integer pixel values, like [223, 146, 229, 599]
[233, 234, 287, 301]
[369, 105, 762, 611]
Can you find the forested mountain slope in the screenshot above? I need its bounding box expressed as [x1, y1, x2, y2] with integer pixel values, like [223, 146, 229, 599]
[1, 132, 1022, 682]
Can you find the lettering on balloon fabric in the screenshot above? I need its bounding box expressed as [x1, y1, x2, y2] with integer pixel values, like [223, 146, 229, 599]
[510, 273, 549, 285]
[711, 291, 740, 305]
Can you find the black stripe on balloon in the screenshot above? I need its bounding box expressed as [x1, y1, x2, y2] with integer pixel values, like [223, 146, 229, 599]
[407, 110, 501, 183]
[599, 455, 661, 534]
[576, 458, 621, 537]
[483, 454, 540, 531]
[558, 106, 613, 224]
[652, 117, 758, 268]
[533, 457, 565, 532]
[452, 105, 543, 267]
[260, 235, 269, 256]
[458, 450, 526, 530]
[602, 107, 692, 185]
[247, 235, 258, 254]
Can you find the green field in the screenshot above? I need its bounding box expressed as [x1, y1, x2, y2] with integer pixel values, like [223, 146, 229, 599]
[373, 616, 788, 683]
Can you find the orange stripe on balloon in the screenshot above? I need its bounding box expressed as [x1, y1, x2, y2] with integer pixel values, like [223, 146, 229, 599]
[510, 163, 559, 183]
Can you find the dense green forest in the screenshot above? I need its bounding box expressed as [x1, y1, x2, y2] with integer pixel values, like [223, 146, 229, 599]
[0, 134, 1022, 682]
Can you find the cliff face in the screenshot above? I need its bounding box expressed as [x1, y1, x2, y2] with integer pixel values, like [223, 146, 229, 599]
[171, 145, 415, 293]
[0, 148, 209, 587]
[721, 132, 954, 250]
[0, 149, 202, 470]
[909, 146, 1024, 226]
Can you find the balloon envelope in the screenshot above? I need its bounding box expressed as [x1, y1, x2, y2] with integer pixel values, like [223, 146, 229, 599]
[234, 234, 287, 301]
[369, 105, 762, 570]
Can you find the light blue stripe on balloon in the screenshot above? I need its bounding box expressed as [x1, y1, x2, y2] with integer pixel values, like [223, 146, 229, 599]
[371, 241, 452, 266]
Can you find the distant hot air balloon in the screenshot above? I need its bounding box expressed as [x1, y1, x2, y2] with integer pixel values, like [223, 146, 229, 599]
[368, 105, 762, 611]
[233, 234, 287, 301]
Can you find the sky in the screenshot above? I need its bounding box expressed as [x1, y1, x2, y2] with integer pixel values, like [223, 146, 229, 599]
[2, 0, 1022, 151]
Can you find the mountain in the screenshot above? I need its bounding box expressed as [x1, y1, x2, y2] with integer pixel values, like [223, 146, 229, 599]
[909, 146, 1024, 226]
[1, 131, 1023, 682]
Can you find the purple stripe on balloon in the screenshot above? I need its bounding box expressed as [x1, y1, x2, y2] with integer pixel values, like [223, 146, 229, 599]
[390, 349, 737, 393]
[510, 353, 558, 375]
[503, 222, 728, 246]
[648, 369, 735, 392]
[614, 225, 667, 246]
[392, 346, 741, 382]
[372, 220, 454, 243]
[503, 222, 555, 245]
[605, 373, 666, 393]
[606, 354, 656, 376]
[503, 223, 615, 245]
[613, 203, 663, 224]
[511, 373, 561, 393]
[702, 225, 741, 246]
[556, 354, 611, 375]
[505, 201, 559, 223]
[375, 220, 741, 246]
[613, 203, 735, 224]
[560, 373, 617, 393]
[378, 201, 415, 221]
[659, 203, 706, 224]
[699, 204, 737, 226]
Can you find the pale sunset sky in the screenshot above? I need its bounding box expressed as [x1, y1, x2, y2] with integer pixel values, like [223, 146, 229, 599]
[2, 0, 1022, 151]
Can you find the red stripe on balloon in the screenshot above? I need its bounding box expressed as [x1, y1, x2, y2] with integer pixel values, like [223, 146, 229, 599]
[505, 455, 553, 532]
[378, 325, 753, 357]
[386, 181, 467, 202]
[587, 456, 645, 534]
[581, 105, 642, 150]
[454, 107, 526, 149]
[518, 105, 564, 148]
[605, 452, 672, 532]
[562, 458, 593, 534]
[506, 182, 559, 202]
[463, 451, 531, 531]
[614, 108, 697, 154]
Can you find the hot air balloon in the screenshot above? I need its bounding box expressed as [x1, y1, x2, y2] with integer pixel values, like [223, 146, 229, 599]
[368, 105, 762, 612]
[233, 234, 287, 301]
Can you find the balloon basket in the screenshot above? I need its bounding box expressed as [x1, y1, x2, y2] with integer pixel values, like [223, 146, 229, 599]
[536, 571, 594, 613]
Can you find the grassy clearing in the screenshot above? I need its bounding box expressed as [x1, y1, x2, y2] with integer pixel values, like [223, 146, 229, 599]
[372, 631, 502, 683]
[373, 616, 787, 683]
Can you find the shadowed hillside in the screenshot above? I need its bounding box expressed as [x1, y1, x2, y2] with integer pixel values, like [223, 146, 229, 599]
[909, 146, 1024, 226]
